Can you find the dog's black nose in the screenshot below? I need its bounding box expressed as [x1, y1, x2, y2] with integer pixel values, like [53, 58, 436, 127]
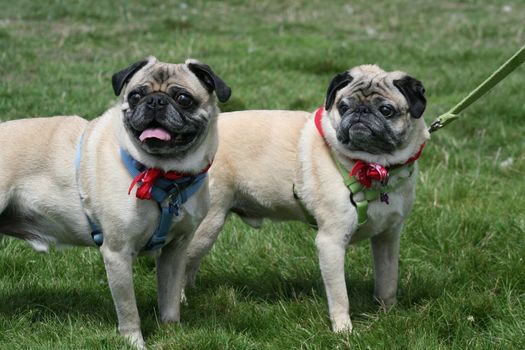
[354, 105, 370, 115]
[146, 94, 169, 110]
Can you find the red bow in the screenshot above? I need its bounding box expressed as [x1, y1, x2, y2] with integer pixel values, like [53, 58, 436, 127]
[128, 163, 212, 200]
[350, 160, 389, 188]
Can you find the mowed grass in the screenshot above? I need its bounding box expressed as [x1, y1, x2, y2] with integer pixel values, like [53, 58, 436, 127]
[1, 0, 524, 349]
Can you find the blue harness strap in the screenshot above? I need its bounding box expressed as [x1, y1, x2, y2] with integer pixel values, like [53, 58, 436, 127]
[75, 132, 105, 246]
[119, 149, 207, 250]
[74, 135, 208, 251]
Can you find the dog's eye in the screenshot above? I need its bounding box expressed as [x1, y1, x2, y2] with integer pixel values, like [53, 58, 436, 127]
[175, 93, 194, 108]
[128, 93, 142, 107]
[379, 105, 395, 118]
[338, 103, 350, 115]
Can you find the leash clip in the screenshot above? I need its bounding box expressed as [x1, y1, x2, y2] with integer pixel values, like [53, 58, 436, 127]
[428, 119, 443, 133]
[167, 191, 181, 216]
[169, 201, 180, 216]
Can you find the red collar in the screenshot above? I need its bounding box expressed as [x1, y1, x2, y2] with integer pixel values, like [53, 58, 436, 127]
[128, 162, 212, 200]
[314, 107, 326, 138]
[314, 107, 424, 188]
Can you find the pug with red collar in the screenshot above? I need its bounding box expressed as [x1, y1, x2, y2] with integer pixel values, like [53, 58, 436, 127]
[184, 64, 428, 332]
[0, 57, 231, 348]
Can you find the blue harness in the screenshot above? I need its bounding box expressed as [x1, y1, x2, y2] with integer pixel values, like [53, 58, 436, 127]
[74, 133, 208, 251]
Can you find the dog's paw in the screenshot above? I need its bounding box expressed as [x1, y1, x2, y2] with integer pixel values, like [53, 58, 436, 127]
[160, 311, 181, 324]
[121, 329, 145, 349]
[332, 317, 353, 333]
[375, 295, 397, 310]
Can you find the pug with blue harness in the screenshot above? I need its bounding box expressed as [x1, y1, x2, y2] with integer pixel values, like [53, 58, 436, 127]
[0, 56, 231, 348]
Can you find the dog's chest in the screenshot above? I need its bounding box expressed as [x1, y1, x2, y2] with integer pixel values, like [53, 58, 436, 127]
[161, 192, 209, 245]
[349, 181, 415, 242]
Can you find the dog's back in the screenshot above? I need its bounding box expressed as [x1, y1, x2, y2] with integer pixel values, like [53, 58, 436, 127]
[214, 110, 310, 221]
[0, 116, 88, 249]
[185, 110, 312, 284]
[0, 116, 86, 174]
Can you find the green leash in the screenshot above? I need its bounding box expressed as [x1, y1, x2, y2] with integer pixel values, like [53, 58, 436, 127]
[429, 44, 525, 133]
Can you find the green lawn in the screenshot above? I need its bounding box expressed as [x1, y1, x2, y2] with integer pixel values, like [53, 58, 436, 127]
[1, 0, 524, 349]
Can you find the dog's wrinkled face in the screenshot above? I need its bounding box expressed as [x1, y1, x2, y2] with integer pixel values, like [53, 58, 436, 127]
[112, 57, 231, 156]
[325, 65, 426, 155]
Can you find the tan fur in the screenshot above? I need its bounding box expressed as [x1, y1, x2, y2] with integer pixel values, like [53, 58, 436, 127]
[0, 58, 224, 349]
[185, 65, 429, 333]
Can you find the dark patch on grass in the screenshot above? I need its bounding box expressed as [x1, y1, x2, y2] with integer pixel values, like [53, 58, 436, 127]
[302, 58, 350, 76]
[0, 287, 114, 321]
[193, 272, 322, 302]
[0, 29, 9, 40]
[220, 97, 247, 112]
[287, 96, 313, 110]
[278, 21, 319, 33]
[84, 31, 115, 42]
[162, 17, 193, 31]
[401, 276, 447, 308]
[281, 56, 350, 76]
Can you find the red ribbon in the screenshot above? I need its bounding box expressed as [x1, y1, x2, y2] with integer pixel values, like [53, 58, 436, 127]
[128, 163, 212, 200]
[402, 143, 425, 166]
[350, 161, 389, 188]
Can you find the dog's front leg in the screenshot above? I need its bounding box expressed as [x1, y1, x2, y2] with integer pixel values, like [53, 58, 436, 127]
[157, 237, 188, 323]
[100, 245, 144, 349]
[371, 226, 402, 307]
[315, 229, 352, 333]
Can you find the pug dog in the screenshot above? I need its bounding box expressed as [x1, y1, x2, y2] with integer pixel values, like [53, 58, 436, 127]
[0, 56, 231, 348]
[184, 65, 428, 332]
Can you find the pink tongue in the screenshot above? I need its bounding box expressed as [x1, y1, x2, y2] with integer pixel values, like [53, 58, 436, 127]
[139, 128, 172, 142]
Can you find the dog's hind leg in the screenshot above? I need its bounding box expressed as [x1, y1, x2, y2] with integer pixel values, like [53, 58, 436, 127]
[0, 191, 10, 243]
[0, 191, 8, 214]
[184, 204, 230, 288]
[156, 236, 191, 324]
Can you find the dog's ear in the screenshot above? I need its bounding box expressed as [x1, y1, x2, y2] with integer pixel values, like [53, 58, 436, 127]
[393, 76, 426, 119]
[111, 60, 149, 96]
[325, 71, 353, 110]
[187, 61, 232, 103]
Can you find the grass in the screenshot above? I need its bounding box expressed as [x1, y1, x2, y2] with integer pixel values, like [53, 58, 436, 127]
[1, 0, 524, 348]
